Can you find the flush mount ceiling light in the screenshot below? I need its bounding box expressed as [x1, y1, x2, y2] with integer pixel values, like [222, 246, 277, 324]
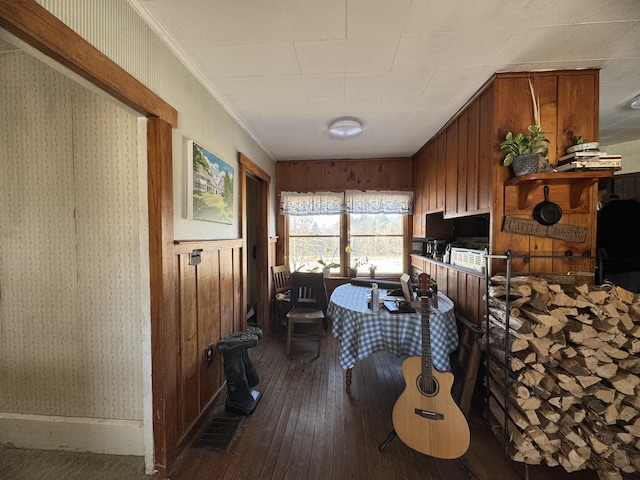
[328, 119, 363, 139]
[631, 94, 640, 109]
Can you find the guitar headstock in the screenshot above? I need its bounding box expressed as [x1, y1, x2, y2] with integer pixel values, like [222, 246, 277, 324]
[418, 272, 438, 309]
[418, 273, 431, 299]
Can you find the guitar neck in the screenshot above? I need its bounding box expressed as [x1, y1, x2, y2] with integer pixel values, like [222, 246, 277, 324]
[418, 273, 433, 381]
[420, 294, 432, 380]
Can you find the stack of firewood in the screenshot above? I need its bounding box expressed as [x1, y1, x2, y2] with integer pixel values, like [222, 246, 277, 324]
[483, 275, 640, 480]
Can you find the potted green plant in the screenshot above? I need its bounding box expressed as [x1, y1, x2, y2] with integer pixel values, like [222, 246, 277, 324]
[368, 264, 377, 279]
[344, 245, 363, 277]
[498, 78, 551, 176]
[498, 125, 549, 176]
[565, 134, 599, 155]
[317, 247, 339, 277]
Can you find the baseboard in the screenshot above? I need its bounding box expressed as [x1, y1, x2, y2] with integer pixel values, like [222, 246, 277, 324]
[0, 413, 144, 455]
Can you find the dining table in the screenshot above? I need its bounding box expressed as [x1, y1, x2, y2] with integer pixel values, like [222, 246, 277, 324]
[327, 282, 459, 393]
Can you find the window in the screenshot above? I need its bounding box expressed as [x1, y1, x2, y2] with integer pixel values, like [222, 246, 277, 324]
[287, 213, 405, 275]
[288, 214, 341, 273]
[349, 213, 403, 274]
[282, 190, 412, 276]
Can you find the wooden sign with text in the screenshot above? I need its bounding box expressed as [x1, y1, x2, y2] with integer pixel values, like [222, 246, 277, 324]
[502, 216, 588, 243]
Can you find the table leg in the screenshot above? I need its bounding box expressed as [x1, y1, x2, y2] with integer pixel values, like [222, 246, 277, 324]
[345, 368, 352, 394]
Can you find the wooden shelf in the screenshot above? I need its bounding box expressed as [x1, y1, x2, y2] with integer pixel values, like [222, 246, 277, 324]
[504, 171, 613, 210]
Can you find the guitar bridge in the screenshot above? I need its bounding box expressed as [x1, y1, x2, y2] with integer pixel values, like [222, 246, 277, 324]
[414, 408, 444, 420]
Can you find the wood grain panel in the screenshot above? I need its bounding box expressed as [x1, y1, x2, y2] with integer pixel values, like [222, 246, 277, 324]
[412, 152, 425, 237]
[171, 240, 244, 457]
[557, 73, 599, 162]
[427, 142, 437, 212]
[457, 271, 468, 319]
[466, 100, 480, 213]
[198, 250, 222, 408]
[445, 122, 458, 216]
[420, 153, 429, 224]
[503, 182, 592, 216]
[233, 247, 243, 332]
[436, 264, 449, 292]
[477, 88, 494, 212]
[287, 161, 324, 192]
[178, 254, 200, 435]
[219, 248, 235, 337]
[436, 135, 446, 211]
[440, 268, 459, 303]
[465, 275, 481, 328]
[147, 117, 177, 474]
[275, 161, 293, 193]
[532, 75, 558, 164]
[276, 158, 413, 194]
[321, 159, 342, 191]
[456, 112, 468, 215]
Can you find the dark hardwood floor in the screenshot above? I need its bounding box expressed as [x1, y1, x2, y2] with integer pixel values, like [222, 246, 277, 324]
[168, 324, 603, 480]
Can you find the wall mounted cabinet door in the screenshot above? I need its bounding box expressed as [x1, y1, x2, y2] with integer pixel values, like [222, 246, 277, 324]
[445, 122, 458, 216]
[413, 151, 426, 237]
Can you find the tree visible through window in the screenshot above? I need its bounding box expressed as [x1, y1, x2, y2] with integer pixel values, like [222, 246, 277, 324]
[287, 213, 403, 275]
[349, 213, 403, 274]
[288, 214, 340, 273]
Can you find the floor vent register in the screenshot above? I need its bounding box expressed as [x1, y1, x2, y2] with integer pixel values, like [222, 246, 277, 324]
[195, 414, 245, 452]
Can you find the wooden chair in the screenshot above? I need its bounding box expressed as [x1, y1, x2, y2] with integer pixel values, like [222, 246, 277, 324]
[272, 265, 291, 323]
[286, 272, 328, 356]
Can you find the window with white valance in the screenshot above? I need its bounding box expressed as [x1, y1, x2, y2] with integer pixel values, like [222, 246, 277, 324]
[279, 191, 344, 216]
[281, 190, 413, 276]
[280, 190, 413, 215]
[344, 190, 413, 214]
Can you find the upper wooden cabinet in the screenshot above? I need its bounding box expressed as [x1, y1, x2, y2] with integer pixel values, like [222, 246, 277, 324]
[414, 83, 496, 219]
[412, 150, 426, 237]
[413, 69, 604, 276]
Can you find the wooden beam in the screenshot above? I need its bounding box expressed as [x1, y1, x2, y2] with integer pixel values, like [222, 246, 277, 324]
[0, 0, 178, 127]
[148, 117, 177, 475]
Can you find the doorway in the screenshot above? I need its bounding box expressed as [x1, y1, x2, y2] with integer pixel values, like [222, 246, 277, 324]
[246, 174, 259, 326]
[239, 153, 271, 334]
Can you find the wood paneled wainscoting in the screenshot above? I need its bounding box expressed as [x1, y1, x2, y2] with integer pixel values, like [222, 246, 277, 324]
[172, 239, 245, 449]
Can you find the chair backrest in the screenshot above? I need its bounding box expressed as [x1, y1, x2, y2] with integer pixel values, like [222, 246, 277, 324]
[272, 265, 291, 295]
[290, 272, 328, 315]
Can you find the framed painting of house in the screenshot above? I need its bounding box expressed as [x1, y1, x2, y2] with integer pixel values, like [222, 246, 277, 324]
[186, 140, 234, 224]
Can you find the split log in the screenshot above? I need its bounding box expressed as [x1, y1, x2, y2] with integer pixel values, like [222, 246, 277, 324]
[485, 275, 640, 477]
[609, 372, 640, 396]
[591, 455, 623, 480]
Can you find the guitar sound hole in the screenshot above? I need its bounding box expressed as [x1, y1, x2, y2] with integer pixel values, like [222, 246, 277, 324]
[417, 374, 439, 396]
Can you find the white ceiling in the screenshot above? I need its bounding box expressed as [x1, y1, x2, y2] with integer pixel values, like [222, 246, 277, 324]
[131, 1, 640, 161]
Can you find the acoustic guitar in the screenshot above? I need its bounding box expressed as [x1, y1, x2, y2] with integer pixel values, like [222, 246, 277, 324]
[391, 273, 470, 459]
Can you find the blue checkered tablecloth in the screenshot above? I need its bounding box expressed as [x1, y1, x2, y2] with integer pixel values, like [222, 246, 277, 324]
[328, 284, 458, 371]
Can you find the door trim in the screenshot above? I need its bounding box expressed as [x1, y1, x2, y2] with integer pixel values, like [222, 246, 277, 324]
[238, 153, 271, 333]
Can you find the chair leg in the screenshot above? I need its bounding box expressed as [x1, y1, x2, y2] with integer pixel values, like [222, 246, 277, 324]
[316, 321, 321, 356]
[287, 318, 293, 355]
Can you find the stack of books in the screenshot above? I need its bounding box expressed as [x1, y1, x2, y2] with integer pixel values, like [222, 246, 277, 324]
[555, 151, 622, 172]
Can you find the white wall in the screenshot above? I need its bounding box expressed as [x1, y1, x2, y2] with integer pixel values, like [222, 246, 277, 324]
[0, 51, 147, 455]
[1, 1, 277, 473]
[36, 0, 277, 240]
[602, 138, 640, 175]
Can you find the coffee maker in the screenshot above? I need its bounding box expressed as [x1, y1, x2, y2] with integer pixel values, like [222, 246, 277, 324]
[433, 240, 447, 261]
[424, 240, 435, 258]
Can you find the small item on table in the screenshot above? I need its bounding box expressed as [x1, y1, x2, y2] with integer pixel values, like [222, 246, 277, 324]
[371, 283, 379, 311]
[430, 280, 438, 308]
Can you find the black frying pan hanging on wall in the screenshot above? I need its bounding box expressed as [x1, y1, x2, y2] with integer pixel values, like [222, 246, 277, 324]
[533, 185, 562, 226]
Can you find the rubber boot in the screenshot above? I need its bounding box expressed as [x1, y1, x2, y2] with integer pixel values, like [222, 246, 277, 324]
[217, 332, 262, 415]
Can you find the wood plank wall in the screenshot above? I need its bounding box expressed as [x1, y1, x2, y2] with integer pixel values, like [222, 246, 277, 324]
[490, 71, 600, 276]
[173, 239, 244, 445]
[275, 157, 414, 264]
[276, 157, 414, 193]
